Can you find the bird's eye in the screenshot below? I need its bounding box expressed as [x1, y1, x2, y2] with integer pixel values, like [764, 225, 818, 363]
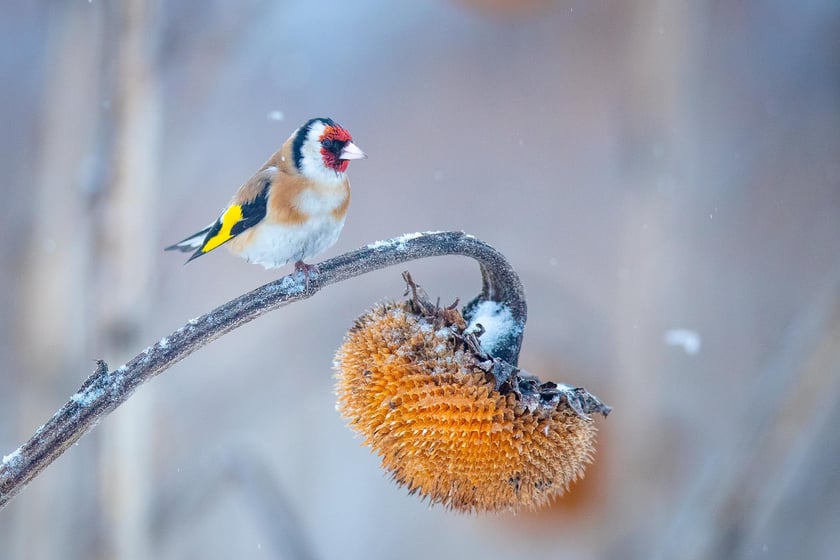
[321, 139, 335, 150]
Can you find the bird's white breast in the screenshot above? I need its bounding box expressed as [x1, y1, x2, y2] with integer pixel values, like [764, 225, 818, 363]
[228, 167, 349, 269]
[295, 184, 347, 215]
[233, 214, 346, 269]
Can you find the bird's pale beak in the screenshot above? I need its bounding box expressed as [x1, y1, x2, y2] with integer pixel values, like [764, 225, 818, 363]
[339, 142, 367, 160]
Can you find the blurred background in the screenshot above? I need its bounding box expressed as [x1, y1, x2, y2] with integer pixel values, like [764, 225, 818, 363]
[1, 1, 839, 559]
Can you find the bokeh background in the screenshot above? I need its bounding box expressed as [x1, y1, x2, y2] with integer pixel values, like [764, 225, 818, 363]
[1, 1, 839, 559]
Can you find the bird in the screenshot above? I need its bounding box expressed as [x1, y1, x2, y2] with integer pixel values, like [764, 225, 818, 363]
[166, 117, 365, 280]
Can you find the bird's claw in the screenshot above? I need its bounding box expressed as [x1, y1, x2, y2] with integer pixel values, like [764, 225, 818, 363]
[294, 261, 319, 289]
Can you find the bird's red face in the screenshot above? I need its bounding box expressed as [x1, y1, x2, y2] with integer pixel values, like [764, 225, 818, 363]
[292, 117, 366, 180]
[319, 125, 365, 173]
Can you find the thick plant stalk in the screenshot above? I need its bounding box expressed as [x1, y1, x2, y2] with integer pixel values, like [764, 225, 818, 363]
[0, 231, 606, 509]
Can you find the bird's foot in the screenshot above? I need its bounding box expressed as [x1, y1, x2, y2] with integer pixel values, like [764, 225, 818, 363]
[294, 261, 319, 289]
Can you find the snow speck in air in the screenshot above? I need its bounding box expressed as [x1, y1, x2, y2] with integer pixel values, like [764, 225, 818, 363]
[664, 329, 701, 355]
[267, 110, 284, 121]
[43, 238, 57, 254]
[466, 301, 519, 356]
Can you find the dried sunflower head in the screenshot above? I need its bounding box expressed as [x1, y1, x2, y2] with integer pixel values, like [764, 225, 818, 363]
[334, 277, 610, 513]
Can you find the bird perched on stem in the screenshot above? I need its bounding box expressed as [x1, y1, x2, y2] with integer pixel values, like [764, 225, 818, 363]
[166, 117, 365, 280]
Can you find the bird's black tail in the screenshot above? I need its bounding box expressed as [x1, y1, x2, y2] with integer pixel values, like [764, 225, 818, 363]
[165, 225, 213, 262]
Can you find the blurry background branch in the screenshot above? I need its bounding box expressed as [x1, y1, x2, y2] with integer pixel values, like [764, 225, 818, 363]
[150, 446, 317, 560]
[0, 231, 539, 510]
[95, 1, 162, 558]
[653, 264, 840, 560]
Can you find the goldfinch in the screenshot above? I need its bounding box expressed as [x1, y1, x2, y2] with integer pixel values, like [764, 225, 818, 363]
[166, 117, 365, 275]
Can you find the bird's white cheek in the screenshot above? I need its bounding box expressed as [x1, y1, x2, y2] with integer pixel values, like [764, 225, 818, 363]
[299, 153, 345, 184]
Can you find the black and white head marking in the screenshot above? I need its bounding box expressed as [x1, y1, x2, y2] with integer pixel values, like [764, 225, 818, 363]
[291, 117, 348, 183]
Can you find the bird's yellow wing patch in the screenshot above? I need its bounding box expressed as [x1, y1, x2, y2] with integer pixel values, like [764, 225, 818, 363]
[201, 205, 244, 253]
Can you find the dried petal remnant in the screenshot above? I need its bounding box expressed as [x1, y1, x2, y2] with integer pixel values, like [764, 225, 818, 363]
[335, 301, 600, 513]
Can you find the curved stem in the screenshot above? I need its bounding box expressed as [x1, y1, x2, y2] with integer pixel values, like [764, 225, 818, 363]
[0, 231, 527, 509]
